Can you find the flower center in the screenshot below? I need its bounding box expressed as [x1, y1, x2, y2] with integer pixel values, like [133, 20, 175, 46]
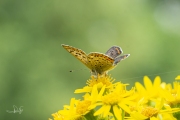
[141, 106, 158, 118]
[102, 92, 120, 105]
[76, 100, 91, 115]
[87, 75, 114, 87]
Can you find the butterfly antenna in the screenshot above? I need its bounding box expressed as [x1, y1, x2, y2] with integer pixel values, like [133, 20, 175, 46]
[69, 68, 88, 72]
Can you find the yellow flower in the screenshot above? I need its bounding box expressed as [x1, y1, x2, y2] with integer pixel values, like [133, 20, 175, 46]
[83, 84, 106, 109]
[130, 98, 180, 120]
[51, 85, 106, 120]
[75, 75, 120, 93]
[94, 83, 137, 120]
[57, 98, 92, 120]
[160, 81, 180, 106]
[175, 75, 180, 80]
[133, 76, 180, 120]
[135, 76, 162, 103]
[50, 112, 64, 120]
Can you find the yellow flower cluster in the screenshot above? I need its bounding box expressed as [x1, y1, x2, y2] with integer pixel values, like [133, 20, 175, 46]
[50, 75, 180, 120]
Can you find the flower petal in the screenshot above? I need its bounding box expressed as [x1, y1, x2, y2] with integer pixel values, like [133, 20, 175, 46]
[74, 86, 92, 93]
[150, 116, 159, 120]
[130, 111, 148, 120]
[144, 76, 153, 92]
[103, 105, 111, 118]
[175, 75, 180, 80]
[135, 82, 146, 95]
[153, 76, 161, 89]
[94, 105, 106, 116]
[118, 102, 131, 114]
[113, 105, 122, 120]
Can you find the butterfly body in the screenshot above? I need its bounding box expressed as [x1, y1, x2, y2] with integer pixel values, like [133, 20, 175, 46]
[62, 44, 130, 76]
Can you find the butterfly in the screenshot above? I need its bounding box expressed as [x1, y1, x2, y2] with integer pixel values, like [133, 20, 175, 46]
[62, 44, 130, 76]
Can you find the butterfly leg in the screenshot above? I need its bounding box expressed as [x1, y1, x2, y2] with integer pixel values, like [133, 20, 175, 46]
[91, 70, 98, 79]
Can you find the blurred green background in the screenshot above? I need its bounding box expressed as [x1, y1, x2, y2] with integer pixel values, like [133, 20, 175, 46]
[1, 0, 180, 119]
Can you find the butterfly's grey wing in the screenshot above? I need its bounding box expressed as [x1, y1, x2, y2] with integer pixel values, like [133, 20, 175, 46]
[105, 46, 123, 59]
[114, 54, 130, 65]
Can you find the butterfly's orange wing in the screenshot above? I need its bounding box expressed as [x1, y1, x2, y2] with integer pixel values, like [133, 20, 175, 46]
[87, 53, 114, 75]
[62, 44, 92, 69]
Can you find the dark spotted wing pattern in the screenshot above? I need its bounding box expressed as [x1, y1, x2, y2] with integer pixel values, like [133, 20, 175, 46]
[62, 44, 130, 76]
[61, 44, 90, 68]
[87, 53, 114, 75]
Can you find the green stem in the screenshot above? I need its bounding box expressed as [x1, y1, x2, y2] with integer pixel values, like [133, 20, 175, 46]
[122, 110, 125, 120]
[84, 110, 98, 120]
